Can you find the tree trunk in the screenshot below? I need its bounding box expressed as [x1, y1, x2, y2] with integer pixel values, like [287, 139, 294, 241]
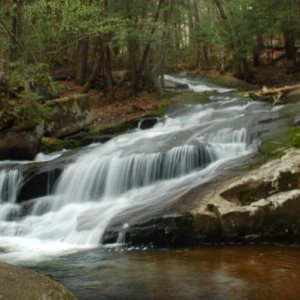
[133, 0, 165, 93]
[252, 35, 264, 67]
[82, 39, 103, 93]
[127, 37, 140, 94]
[76, 38, 89, 84]
[284, 31, 297, 64]
[10, 0, 24, 61]
[104, 43, 114, 102]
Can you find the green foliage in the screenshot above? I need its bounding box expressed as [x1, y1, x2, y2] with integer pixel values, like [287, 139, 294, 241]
[1, 0, 300, 99]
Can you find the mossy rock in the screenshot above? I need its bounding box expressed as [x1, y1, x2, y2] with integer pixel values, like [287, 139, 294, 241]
[41, 137, 64, 153]
[170, 91, 215, 105]
[98, 118, 140, 135]
[258, 127, 300, 159]
[44, 94, 92, 137]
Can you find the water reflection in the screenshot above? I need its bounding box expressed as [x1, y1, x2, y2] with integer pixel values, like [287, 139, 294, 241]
[32, 245, 300, 300]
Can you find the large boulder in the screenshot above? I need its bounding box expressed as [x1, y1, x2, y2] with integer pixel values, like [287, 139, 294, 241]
[0, 131, 41, 160]
[0, 262, 76, 300]
[45, 94, 92, 137]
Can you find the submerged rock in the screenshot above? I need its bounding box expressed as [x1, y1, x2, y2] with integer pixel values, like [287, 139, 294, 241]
[0, 262, 76, 300]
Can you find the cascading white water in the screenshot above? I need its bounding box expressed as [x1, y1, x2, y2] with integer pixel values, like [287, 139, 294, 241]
[47, 144, 217, 211]
[0, 170, 22, 221]
[0, 75, 280, 263]
[164, 75, 235, 93]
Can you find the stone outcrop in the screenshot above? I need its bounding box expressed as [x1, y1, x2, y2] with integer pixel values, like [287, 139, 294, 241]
[45, 94, 92, 137]
[0, 121, 44, 160]
[192, 149, 300, 242]
[103, 149, 300, 246]
[0, 262, 76, 300]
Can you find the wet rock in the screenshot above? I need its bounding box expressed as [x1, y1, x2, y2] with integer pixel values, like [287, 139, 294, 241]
[193, 213, 221, 240]
[41, 137, 64, 153]
[0, 131, 41, 160]
[221, 210, 254, 238]
[138, 117, 164, 130]
[105, 214, 195, 247]
[18, 167, 63, 202]
[175, 83, 189, 89]
[81, 135, 112, 146]
[0, 262, 76, 300]
[17, 154, 76, 202]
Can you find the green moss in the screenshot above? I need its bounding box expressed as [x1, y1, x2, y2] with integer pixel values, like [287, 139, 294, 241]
[170, 91, 215, 105]
[258, 127, 300, 159]
[41, 137, 64, 153]
[88, 126, 100, 135]
[148, 103, 169, 117]
[287, 127, 300, 147]
[178, 210, 193, 218]
[98, 118, 140, 135]
[11, 118, 43, 132]
[259, 139, 285, 159]
[238, 190, 260, 205]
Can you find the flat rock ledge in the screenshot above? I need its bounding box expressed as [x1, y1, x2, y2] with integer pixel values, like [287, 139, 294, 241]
[103, 149, 300, 246]
[0, 262, 76, 300]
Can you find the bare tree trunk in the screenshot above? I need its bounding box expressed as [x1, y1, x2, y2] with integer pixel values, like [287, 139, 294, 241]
[82, 39, 103, 93]
[284, 31, 297, 64]
[104, 43, 114, 102]
[10, 0, 24, 61]
[133, 0, 165, 93]
[252, 34, 264, 67]
[102, 0, 114, 101]
[127, 37, 140, 94]
[76, 38, 89, 84]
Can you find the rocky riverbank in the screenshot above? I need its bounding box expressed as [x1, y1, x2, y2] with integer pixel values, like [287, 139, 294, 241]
[0, 261, 76, 300]
[103, 149, 300, 246]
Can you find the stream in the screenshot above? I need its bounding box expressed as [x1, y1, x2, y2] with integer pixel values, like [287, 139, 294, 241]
[0, 75, 299, 299]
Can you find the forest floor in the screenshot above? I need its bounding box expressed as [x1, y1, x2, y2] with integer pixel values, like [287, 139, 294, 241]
[58, 58, 300, 132]
[59, 80, 169, 131]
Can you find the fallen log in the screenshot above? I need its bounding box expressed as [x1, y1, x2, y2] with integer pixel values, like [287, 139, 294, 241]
[249, 84, 300, 105]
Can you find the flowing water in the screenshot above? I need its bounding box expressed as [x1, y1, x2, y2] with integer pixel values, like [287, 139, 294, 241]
[0, 75, 298, 299]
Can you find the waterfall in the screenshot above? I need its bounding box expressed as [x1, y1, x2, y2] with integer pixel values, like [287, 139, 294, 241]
[0, 170, 22, 221]
[48, 144, 217, 211]
[202, 128, 248, 158]
[0, 75, 281, 263]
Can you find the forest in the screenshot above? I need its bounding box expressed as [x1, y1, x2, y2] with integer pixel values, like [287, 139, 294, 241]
[0, 0, 300, 105]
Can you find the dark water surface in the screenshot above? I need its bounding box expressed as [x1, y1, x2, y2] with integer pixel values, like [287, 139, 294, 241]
[31, 245, 300, 300]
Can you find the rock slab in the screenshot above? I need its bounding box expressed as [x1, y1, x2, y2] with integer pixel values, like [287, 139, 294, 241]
[0, 262, 76, 300]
